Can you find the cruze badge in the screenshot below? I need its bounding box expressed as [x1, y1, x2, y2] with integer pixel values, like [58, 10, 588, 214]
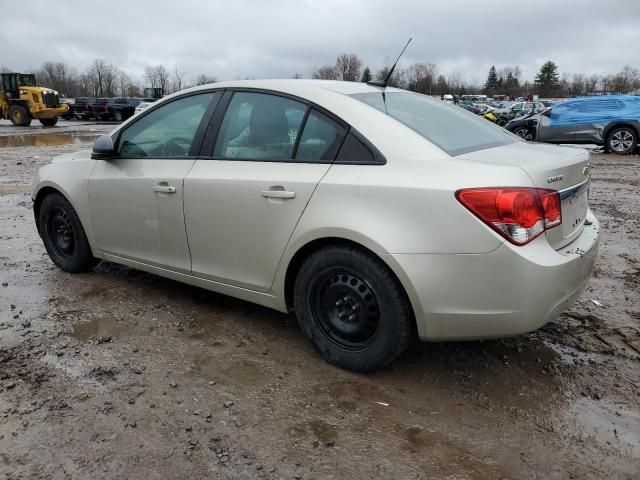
[547, 175, 564, 184]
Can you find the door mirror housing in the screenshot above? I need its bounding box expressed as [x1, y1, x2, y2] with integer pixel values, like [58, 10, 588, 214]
[541, 108, 552, 117]
[92, 134, 117, 159]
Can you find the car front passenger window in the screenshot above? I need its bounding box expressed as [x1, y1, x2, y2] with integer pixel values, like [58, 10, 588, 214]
[117, 93, 214, 158]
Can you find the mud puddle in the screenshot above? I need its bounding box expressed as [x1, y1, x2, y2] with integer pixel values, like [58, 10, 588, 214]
[0, 132, 100, 148]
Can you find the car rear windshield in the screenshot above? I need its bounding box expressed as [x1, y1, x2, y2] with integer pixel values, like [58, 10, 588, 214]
[350, 92, 517, 156]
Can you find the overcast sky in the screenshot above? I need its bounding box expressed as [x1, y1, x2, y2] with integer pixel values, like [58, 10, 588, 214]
[1, 0, 639, 85]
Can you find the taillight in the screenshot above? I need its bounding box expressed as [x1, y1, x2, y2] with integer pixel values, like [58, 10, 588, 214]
[456, 187, 562, 245]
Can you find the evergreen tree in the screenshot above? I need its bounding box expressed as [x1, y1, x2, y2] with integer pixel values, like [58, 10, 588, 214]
[435, 74, 448, 94]
[535, 61, 560, 97]
[484, 65, 498, 92]
[360, 66, 372, 83]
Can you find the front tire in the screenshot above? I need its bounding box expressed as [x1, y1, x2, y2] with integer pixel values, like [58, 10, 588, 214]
[606, 126, 638, 155]
[38, 193, 99, 273]
[294, 245, 413, 372]
[512, 126, 535, 142]
[39, 117, 58, 127]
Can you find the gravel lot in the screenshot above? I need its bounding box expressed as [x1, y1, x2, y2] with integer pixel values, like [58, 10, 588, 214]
[0, 120, 639, 479]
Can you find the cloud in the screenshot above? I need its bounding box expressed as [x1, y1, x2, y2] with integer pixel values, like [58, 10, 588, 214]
[1, 0, 638, 85]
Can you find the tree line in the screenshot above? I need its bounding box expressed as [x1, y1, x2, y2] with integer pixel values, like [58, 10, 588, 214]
[0, 60, 216, 98]
[2, 56, 639, 99]
[486, 61, 640, 98]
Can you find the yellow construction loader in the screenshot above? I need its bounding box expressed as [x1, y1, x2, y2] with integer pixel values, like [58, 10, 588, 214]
[0, 73, 68, 126]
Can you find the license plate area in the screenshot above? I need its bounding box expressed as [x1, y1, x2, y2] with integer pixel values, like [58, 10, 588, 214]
[559, 179, 589, 239]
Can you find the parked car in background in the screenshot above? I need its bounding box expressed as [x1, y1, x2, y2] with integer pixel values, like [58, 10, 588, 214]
[104, 97, 142, 121]
[71, 97, 93, 119]
[495, 101, 546, 126]
[32, 79, 599, 372]
[60, 98, 75, 120]
[505, 95, 640, 154]
[87, 98, 110, 120]
[134, 101, 153, 115]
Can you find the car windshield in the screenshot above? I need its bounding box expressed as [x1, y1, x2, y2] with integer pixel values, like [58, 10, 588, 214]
[350, 92, 516, 155]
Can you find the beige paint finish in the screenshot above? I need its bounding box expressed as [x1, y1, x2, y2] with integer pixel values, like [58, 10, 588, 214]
[184, 160, 330, 292]
[88, 158, 195, 273]
[32, 79, 600, 342]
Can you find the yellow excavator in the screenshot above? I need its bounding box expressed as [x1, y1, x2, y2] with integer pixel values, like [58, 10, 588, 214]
[0, 73, 68, 126]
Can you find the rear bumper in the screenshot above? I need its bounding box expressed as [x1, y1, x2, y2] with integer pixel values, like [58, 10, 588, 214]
[390, 210, 600, 341]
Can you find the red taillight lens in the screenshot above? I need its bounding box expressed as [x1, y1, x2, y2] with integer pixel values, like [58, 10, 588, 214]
[456, 187, 562, 245]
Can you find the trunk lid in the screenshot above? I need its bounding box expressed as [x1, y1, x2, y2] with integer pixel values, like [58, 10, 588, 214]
[457, 142, 591, 250]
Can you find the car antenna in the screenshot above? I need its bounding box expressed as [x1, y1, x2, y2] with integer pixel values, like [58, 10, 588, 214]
[367, 37, 412, 88]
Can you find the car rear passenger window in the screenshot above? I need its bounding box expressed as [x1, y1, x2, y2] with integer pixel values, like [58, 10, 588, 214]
[214, 92, 307, 160]
[335, 132, 384, 165]
[295, 110, 346, 162]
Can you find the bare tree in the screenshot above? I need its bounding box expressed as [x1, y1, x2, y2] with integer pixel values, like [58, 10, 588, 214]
[405, 62, 438, 94]
[335, 54, 362, 82]
[144, 65, 159, 88]
[312, 65, 337, 80]
[585, 74, 600, 94]
[193, 74, 217, 86]
[172, 65, 186, 93]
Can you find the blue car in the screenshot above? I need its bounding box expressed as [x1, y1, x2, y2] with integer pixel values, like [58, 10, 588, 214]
[505, 95, 640, 154]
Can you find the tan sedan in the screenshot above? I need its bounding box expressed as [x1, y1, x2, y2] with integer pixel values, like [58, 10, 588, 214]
[32, 80, 599, 371]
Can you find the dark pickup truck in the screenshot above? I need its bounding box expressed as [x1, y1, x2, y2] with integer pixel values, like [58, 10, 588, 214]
[102, 97, 142, 121]
[71, 97, 93, 119]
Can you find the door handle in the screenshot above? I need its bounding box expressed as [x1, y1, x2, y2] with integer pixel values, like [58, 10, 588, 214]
[152, 184, 176, 194]
[261, 189, 295, 199]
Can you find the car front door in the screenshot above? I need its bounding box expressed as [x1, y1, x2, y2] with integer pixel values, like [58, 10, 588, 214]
[184, 91, 347, 292]
[88, 91, 219, 273]
[537, 101, 576, 143]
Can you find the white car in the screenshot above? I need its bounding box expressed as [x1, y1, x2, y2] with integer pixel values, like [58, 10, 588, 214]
[134, 101, 152, 115]
[31, 80, 599, 372]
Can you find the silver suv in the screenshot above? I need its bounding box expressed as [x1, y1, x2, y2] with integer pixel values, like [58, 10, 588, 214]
[505, 95, 640, 154]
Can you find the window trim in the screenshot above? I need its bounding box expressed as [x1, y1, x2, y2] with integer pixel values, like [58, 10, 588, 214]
[111, 89, 222, 160]
[197, 87, 384, 165]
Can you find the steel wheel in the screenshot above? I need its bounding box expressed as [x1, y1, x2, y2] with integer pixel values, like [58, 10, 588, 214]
[610, 130, 634, 152]
[46, 206, 75, 261]
[310, 270, 381, 350]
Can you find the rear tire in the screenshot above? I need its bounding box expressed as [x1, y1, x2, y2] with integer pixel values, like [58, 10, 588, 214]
[38, 193, 99, 273]
[606, 126, 638, 155]
[9, 105, 31, 126]
[496, 117, 508, 127]
[39, 117, 58, 127]
[293, 245, 413, 372]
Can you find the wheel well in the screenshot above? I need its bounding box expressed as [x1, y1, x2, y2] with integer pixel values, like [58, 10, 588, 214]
[33, 186, 61, 232]
[283, 237, 415, 323]
[603, 123, 640, 140]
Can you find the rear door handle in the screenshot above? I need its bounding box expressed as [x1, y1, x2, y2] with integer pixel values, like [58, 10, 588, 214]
[261, 189, 295, 199]
[152, 183, 176, 194]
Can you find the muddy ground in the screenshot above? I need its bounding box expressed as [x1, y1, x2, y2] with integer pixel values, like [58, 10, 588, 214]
[0, 120, 639, 479]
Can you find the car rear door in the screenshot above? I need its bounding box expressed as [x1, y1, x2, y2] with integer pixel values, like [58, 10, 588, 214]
[88, 91, 219, 273]
[184, 90, 347, 292]
[537, 101, 576, 143]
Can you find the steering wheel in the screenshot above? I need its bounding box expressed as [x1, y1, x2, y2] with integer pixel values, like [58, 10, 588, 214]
[161, 137, 192, 156]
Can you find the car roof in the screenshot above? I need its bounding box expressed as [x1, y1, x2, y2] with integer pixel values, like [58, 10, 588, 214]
[177, 79, 402, 100]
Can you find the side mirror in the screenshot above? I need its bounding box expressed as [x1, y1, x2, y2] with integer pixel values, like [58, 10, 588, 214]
[91, 134, 117, 160]
[542, 108, 552, 117]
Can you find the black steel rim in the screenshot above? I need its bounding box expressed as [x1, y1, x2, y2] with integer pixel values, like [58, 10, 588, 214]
[47, 207, 75, 260]
[310, 270, 381, 350]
